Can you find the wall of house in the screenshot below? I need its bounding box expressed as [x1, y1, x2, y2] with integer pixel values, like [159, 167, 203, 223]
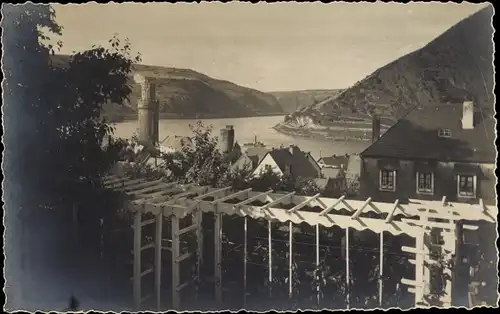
[253, 154, 283, 177]
[360, 157, 496, 205]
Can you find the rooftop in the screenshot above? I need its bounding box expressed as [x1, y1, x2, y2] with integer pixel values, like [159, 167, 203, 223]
[318, 154, 349, 167]
[264, 146, 320, 178]
[360, 103, 496, 163]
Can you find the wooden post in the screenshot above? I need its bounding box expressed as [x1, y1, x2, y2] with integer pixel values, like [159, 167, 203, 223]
[268, 220, 272, 298]
[379, 231, 384, 307]
[440, 208, 456, 307]
[243, 217, 248, 306]
[195, 209, 203, 301]
[414, 213, 427, 307]
[171, 215, 180, 309]
[214, 212, 223, 304]
[133, 211, 142, 310]
[316, 224, 320, 307]
[155, 212, 163, 310]
[289, 221, 293, 299]
[346, 227, 350, 309]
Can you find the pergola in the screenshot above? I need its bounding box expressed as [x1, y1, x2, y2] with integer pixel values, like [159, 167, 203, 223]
[102, 172, 497, 310]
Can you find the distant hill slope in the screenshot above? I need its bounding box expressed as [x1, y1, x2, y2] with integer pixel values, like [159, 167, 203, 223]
[269, 89, 345, 113]
[275, 6, 494, 139]
[50, 55, 284, 121]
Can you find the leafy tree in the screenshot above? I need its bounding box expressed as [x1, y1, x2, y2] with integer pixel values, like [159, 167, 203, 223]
[3, 4, 141, 213]
[3, 4, 142, 309]
[160, 121, 231, 187]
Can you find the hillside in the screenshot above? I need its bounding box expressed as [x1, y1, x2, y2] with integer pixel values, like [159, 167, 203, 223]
[269, 89, 345, 113]
[50, 55, 284, 121]
[275, 6, 494, 140]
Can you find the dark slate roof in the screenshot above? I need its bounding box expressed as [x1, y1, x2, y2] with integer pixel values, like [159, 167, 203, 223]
[360, 103, 496, 163]
[264, 146, 321, 179]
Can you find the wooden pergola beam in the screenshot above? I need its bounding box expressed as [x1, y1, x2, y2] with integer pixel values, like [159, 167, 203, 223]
[261, 191, 296, 211]
[108, 182, 497, 222]
[351, 197, 372, 220]
[287, 193, 321, 213]
[385, 199, 400, 223]
[319, 195, 346, 216]
[233, 190, 274, 209]
[194, 186, 231, 201]
[211, 188, 252, 205]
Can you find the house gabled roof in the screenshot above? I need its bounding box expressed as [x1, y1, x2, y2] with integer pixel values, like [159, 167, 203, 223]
[260, 146, 321, 178]
[360, 103, 496, 163]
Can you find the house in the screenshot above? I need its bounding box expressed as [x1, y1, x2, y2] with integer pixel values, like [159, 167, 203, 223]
[252, 145, 321, 179]
[316, 168, 347, 197]
[359, 101, 496, 205]
[317, 154, 349, 169]
[160, 135, 194, 153]
[232, 147, 269, 172]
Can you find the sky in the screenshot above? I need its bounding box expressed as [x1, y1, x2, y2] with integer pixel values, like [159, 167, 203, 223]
[51, 2, 487, 92]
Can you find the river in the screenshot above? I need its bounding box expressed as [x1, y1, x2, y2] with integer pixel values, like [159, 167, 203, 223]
[112, 116, 370, 159]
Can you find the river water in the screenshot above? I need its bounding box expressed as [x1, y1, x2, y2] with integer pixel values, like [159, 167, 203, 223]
[112, 116, 370, 159]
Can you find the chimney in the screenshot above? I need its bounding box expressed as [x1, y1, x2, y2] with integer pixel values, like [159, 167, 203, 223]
[289, 145, 295, 155]
[372, 115, 381, 143]
[462, 101, 474, 129]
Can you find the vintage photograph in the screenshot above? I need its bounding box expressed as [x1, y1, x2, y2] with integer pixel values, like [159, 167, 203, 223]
[2, 2, 497, 311]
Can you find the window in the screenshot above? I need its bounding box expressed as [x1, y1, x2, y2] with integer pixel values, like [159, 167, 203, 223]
[379, 169, 396, 192]
[457, 174, 476, 198]
[416, 172, 434, 194]
[438, 129, 452, 138]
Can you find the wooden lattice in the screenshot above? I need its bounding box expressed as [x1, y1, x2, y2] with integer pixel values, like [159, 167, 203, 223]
[103, 173, 496, 310]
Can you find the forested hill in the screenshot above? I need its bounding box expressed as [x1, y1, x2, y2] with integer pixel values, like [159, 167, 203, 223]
[50, 54, 285, 121]
[278, 5, 494, 130]
[269, 89, 345, 113]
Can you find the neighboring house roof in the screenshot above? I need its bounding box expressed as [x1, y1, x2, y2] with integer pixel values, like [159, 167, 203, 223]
[258, 146, 321, 178]
[322, 167, 345, 179]
[360, 103, 496, 163]
[318, 155, 349, 168]
[160, 135, 193, 152]
[232, 153, 259, 171]
[232, 147, 270, 171]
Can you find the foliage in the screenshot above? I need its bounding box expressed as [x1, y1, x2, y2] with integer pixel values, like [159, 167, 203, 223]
[159, 122, 320, 195]
[3, 3, 139, 212]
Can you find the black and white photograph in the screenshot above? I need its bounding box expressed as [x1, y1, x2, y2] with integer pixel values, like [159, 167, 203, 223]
[2, 2, 497, 311]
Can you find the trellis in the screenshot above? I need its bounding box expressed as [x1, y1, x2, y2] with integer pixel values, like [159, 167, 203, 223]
[102, 173, 497, 310]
